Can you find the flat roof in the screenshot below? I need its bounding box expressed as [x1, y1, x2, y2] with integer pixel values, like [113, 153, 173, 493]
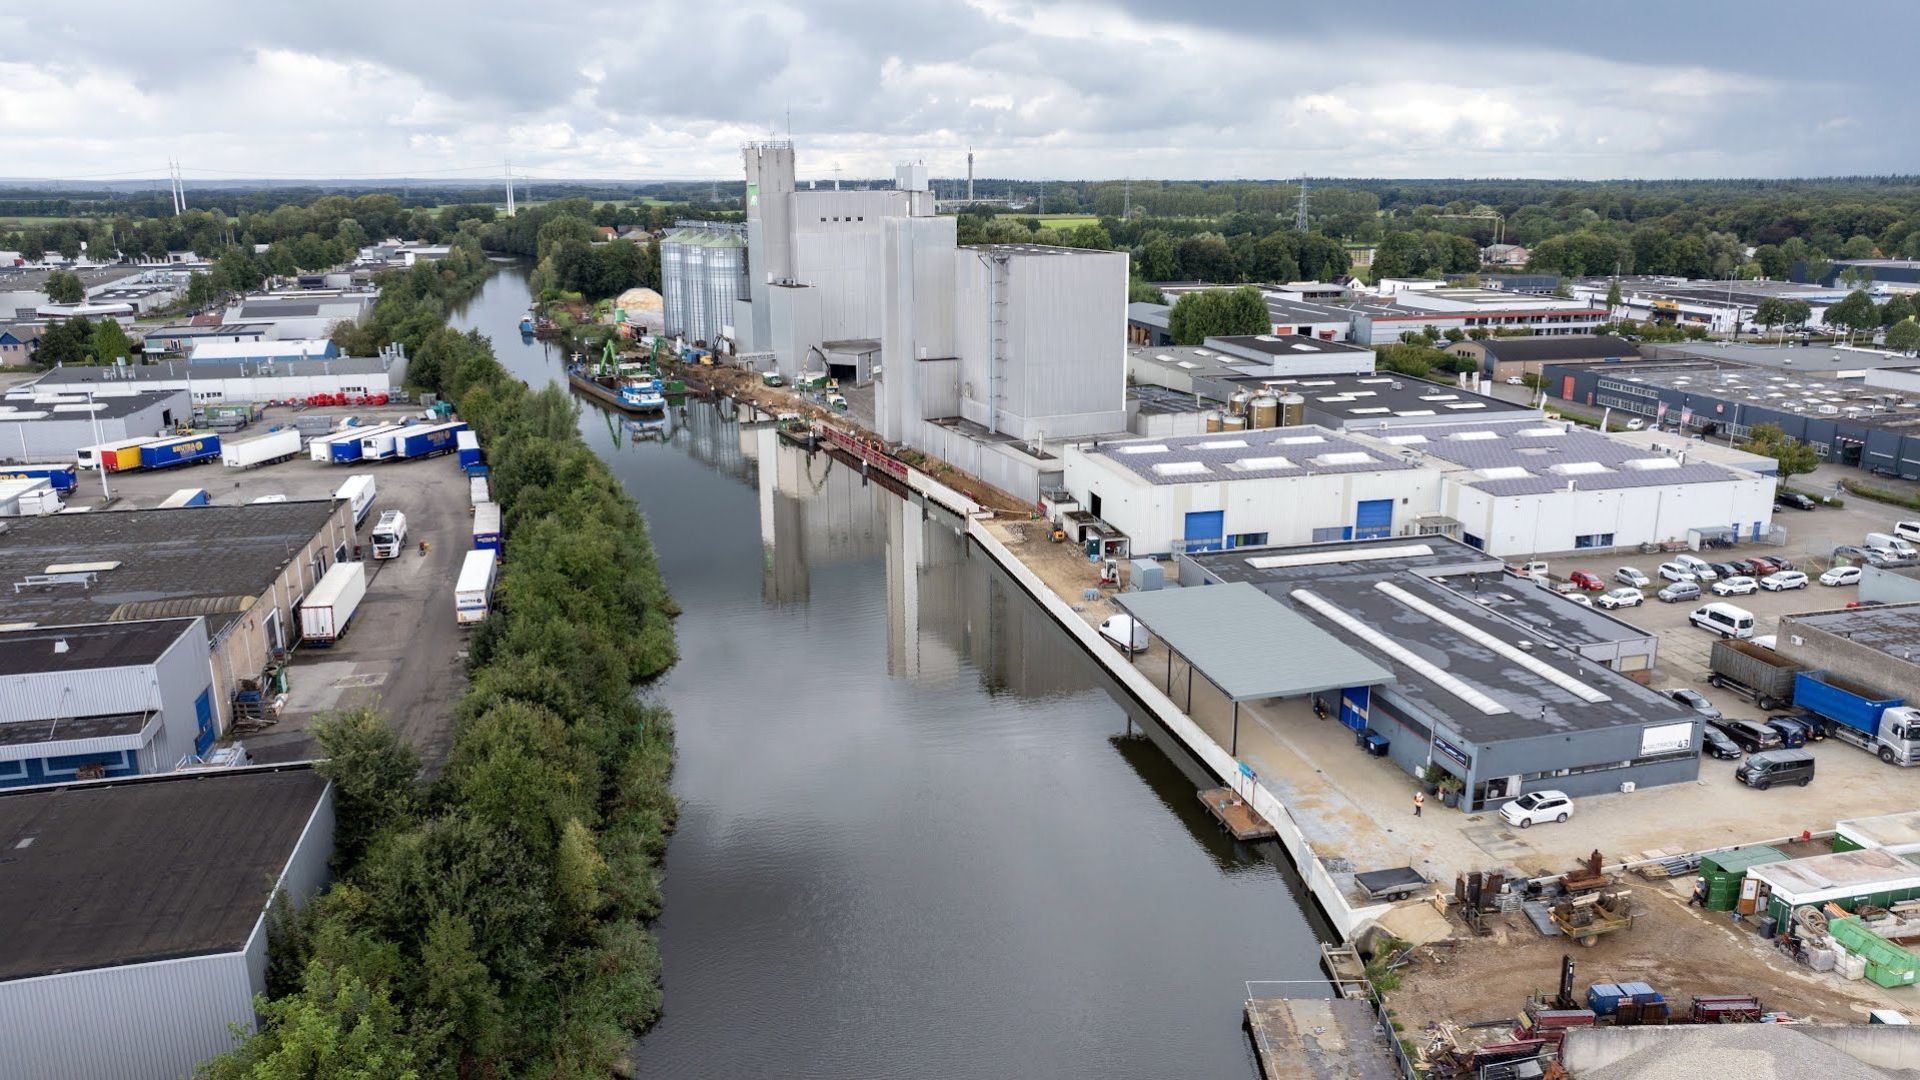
[1782, 603, 1920, 660]
[1127, 345, 1267, 381]
[32, 357, 389, 384]
[1426, 571, 1657, 650]
[1219, 373, 1536, 424]
[1128, 385, 1213, 415]
[1750, 848, 1920, 899]
[1126, 302, 1171, 328]
[0, 502, 340, 635]
[0, 766, 329, 980]
[1364, 417, 1752, 496]
[1114, 581, 1394, 701]
[1205, 334, 1372, 357]
[187, 339, 336, 361]
[0, 618, 198, 676]
[1647, 341, 1920, 373]
[1086, 425, 1418, 485]
[1836, 811, 1920, 852]
[0, 389, 183, 421]
[0, 710, 151, 749]
[1465, 335, 1636, 362]
[1187, 539, 1694, 744]
[962, 243, 1116, 258]
[139, 322, 272, 339]
[1556, 358, 1920, 430]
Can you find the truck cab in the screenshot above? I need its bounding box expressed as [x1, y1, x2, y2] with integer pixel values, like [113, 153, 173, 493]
[1793, 671, 1918, 766]
[370, 510, 408, 559]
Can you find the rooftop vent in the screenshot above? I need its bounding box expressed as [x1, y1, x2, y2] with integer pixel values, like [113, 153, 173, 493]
[53, 638, 68, 655]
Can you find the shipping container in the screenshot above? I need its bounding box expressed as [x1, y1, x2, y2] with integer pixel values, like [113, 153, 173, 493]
[139, 434, 222, 470]
[472, 501, 501, 550]
[469, 475, 490, 507]
[0, 463, 78, 492]
[455, 549, 496, 625]
[76, 438, 155, 471]
[457, 429, 483, 470]
[1708, 639, 1803, 711]
[332, 473, 377, 526]
[221, 428, 301, 469]
[299, 561, 367, 645]
[157, 488, 210, 508]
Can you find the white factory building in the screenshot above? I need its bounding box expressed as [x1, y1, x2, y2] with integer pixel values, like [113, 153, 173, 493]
[26, 352, 403, 405]
[1061, 417, 1776, 558]
[0, 390, 188, 463]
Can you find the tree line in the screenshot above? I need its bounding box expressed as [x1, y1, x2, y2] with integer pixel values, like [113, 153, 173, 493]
[205, 245, 681, 1076]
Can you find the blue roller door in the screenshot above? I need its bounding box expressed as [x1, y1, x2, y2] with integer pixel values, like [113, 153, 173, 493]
[1354, 499, 1393, 540]
[1184, 510, 1225, 553]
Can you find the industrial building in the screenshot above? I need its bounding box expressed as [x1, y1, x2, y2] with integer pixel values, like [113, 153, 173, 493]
[659, 220, 748, 349]
[1178, 536, 1702, 810]
[1810, 258, 1920, 292]
[1192, 372, 1538, 431]
[1542, 358, 1920, 478]
[0, 501, 358, 735]
[1444, 334, 1637, 382]
[1126, 345, 1268, 397]
[228, 290, 376, 339]
[1201, 334, 1376, 375]
[186, 338, 340, 365]
[1153, 283, 1608, 346]
[1125, 336, 1375, 401]
[1572, 276, 1843, 335]
[1644, 340, 1920, 375]
[26, 352, 403, 405]
[1775, 602, 1920, 705]
[0, 389, 188, 463]
[0, 765, 334, 1080]
[0, 619, 217, 787]
[139, 322, 273, 355]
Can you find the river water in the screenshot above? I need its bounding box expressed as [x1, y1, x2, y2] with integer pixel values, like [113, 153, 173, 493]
[450, 266, 1332, 1079]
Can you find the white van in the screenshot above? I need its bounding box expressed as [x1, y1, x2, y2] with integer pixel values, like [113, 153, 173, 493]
[1895, 521, 1920, 545]
[1690, 602, 1756, 639]
[1866, 532, 1918, 558]
[1674, 554, 1718, 580]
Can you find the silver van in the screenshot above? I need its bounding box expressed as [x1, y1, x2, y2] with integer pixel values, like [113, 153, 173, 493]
[1690, 602, 1755, 639]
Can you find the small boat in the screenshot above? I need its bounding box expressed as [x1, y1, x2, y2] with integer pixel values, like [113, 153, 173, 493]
[518, 312, 535, 334]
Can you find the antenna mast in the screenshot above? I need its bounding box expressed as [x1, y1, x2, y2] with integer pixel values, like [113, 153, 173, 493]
[504, 160, 517, 217]
[1294, 176, 1310, 232]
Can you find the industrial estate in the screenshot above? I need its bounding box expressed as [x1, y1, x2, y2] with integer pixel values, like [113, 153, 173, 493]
[7, 38, 1920, 1079]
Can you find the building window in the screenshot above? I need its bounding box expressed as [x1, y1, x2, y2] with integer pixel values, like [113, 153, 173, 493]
[1462, 532, 1484, 550]
[1574, 533, 1614, 549]
[1229, 532, 1269, 549]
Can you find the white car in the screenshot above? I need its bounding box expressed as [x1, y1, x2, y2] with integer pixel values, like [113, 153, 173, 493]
[1711, 575, 1758, 596]
[1500, 790, 1574, 829]
[1658, 562, 1697, 582]
[1596, 587, 1644, 609]
[1760, 570, 1809, 591]
[1564, 593, 1594, 607]
[1820, 566, 1862, 587]
[1615, 567, 1650, 588]
[1675, 555, 1718, 581]
[1625, 418, 1645, 430]
[1506, 376, 1525, 385]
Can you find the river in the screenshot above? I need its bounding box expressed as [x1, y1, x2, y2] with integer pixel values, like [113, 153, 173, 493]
[449, 265, 1332, 1079]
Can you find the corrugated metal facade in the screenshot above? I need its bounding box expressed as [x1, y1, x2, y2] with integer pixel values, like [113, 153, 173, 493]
[0, 393, 185, 464]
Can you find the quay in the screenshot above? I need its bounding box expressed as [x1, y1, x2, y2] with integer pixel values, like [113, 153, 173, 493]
[1243, 995, 1400, 1080]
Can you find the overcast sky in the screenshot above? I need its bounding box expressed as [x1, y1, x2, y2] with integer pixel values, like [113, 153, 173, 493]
[3, 1, 1914, 185]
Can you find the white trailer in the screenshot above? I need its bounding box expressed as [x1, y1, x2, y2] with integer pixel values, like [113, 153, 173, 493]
[299, 561, 367, 645]
[455, 549, 496, 626]
[221, 427, 301, 468]
[469, 475, 490, 507]
[332, 473, 377, 526]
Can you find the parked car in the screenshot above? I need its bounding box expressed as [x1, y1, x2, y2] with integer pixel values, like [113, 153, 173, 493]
[1597, 587, 1645, 609]
[1691, 602, 1756, 639]
[1765, 715, 1817, 747]
[1770, 712, 1825, 741]
[1668, 688, 1722, 720]
[1568, 570, 1606, 592]
[1701, 727, 1744, 760]
[1747, 556, 1786, 575]
[1615, 567, 1650, 588]
[1712, 718, 1785, 753]
[1712, 575, 1758, 596]
[1625, 418, 1645, 430]
[1657, 581, 1702, 603]
[1736, 748, 1815, 790]
[1499, 790, 1574, 829]
[1820, 566, 1862, 587]
[1729, 558, 1761, 576]
[1564, 593, 1593, 608]
[1675, 555, 1718, 581]
[1709, 562, 1741, 580]
[1658, 562, 1697, 582]
[1895, 520, 1920, 545]
[1760, 570, 1809, 591]
[1775, 491, 1817, 511]
[1506, 375, 1525, 385]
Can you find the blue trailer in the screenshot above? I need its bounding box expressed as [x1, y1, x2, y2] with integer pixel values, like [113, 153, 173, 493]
[159, 488, 211, 508]
[397, 421, 468, 460]
[0, 463, 78, 492]
[140, 434, 221, 469]
[1793, 671, 1919, 766]
[457, 429, 483, 470]
[328, 423, 404, 464]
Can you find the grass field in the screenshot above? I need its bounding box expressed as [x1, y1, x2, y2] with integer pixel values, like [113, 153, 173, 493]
[993, 213, 1100, 230]
[0, 216, 83, 226]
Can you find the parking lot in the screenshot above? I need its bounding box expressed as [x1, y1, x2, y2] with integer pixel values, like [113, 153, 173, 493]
[69, 404, 476, 768]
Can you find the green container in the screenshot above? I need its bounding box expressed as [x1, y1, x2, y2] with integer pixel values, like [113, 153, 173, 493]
[1832, 834, 1867, 854]
[1830, 915, 1920, 988]
[1699, 846, 1790, 912]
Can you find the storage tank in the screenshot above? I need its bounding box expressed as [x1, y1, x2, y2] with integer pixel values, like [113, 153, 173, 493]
[660, 222, 749, 346]
[1227, 389, 1252, 416]
[1249, 395, 1279, 430]
[1204, 410, 1224, 433]
[1222, 414, 1248, 431]
[1278, 393, 1306, 427]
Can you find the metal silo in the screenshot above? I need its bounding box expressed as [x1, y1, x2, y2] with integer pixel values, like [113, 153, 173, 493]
[660, 221, 749, 346]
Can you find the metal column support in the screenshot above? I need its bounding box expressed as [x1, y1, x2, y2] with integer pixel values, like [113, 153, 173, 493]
[1232, 701, 1241, 756]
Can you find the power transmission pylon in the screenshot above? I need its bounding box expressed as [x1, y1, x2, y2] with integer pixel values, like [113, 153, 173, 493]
[1294, 176, 1310, 231]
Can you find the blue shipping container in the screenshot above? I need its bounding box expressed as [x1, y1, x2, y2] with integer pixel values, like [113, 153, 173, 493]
[1618, 981, 1660, 1004]
[1586, 984, 1625, 1016]
[0, 463, 78, 492]
[142, 435, 221, 469]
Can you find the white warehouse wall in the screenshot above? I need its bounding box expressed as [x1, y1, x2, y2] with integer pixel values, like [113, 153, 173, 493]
[1444, 474, 1776, 557]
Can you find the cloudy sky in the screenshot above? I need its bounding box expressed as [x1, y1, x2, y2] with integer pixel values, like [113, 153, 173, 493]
[3, 1, 1914, 185]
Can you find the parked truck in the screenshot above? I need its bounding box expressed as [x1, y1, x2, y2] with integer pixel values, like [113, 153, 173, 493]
[472, 501, 501, 551]
[455, 549, 496, 626]
[1792, 671, 1920, 766]
[1708, 639, 1803, 711]
[299, 561, 367, 646]
[158, 488, 210, 508]
[332, 423, 405, 464]
[469, 475, 490, 508]
[370, 510, 407, 559]
[332, 473, 377, 526]
[0, 463, 78, 492]
[396, 421, 468, 460]
[138, 434, 222, 470]
[77, 438, 154, 471]
[221, 428, 300, 469]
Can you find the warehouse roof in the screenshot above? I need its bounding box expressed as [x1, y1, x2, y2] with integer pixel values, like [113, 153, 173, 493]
[0, 618, 199, 676]
[1127, 301, 1171, 329]
[1749, 848, 1920, 899]
[1458, 335, 1636, 362]
[1214, 373, 1536, 424]
[188, 339, 337, 362]
[0, 766, 330, 980]
[139, 322, 272, 340]
[1127, 345, 1267, 381]
[0, 388, 184, 421]
[1555, 358, 1920, 430]
[963, 242, 1118, 258]
[1114, 582, 1394, 701]
[1205, 334, 1373, 358]
[1084, 425, 1417, 485]
[1369, 418, 1753, 496]
[0, 502, 341, 636]
[31, 357, 390, 385]
[1646, 341, 1918, 373]
[1781, 603, 1920, 660]
[0, 709, 151, 749]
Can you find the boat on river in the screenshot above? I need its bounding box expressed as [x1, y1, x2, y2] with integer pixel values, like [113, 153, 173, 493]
[566, 343, 666, 413]
[519, 311, 535, 334]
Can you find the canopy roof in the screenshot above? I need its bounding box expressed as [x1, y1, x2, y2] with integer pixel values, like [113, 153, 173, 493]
[1116, 581, 1393, 701]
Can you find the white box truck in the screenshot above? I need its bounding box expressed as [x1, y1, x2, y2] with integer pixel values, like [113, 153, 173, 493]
[299, 561, 367, 646]
[333, 473, 377, 526]
[371, 510, 408, 559]
[455, 549, 496, 626]
[222, 428, 301, 469]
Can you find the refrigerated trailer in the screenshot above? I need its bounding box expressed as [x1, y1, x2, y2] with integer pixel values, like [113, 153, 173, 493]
[221, 428, 301, 469]
[455, 549, 496, 626]
[396, 421, 469, 460]
[332, 473, 377, 526]
[472, 501, 501, 551]
[469, 475, 490, 508]
[157, 488, 210, 508]
[137, 434, 221, 469]
[299, 561, 367, 645]
[78, 438, 162, 472]
[0, 463, 78, 492]
[457, 429, 482, 470]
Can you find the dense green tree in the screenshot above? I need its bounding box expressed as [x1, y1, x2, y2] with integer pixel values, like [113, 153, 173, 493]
[43, 269, 83, 303]
[1880, 295, 1915, 328]
[1752, 244, 1788, 279]
[1824, 290, 1880, 341]
[213, 247, 263, 293]
[88, 319, 133, 365]
[1127, 278, 1165, 304]
[33, 317, 91, 365]
[195, 962, 418, 1079]
[1887, 318, 1920, 355]
[1174, 233, 1236, 282]
[313, 708, 421, 868]
[1167, 286, 1268, 344]
[1741, 423, 1821, 480]
[185, 271, 220, 307]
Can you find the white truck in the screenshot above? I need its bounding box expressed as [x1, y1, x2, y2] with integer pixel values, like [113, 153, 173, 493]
[455, 549, 496, 626]
[221, 428, 301, 469]
[299, 561, 367, 646]
[332, 473, 377, 526]
[370, 510, 408, 559]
